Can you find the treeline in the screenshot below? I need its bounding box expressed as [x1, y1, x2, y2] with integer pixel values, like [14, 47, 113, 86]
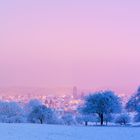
[0, 87, 140, 126]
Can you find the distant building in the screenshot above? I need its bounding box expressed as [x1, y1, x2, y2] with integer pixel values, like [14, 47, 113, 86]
[80, 92, 85, 99]
[72, 86, 78, 99]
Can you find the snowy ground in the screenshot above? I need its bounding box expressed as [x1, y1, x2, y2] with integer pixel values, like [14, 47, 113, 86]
[0, 123, 139, 140]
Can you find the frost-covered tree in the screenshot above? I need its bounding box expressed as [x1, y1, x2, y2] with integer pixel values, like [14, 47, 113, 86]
[28, 105, 55, 124]
[115, 114, 130, 125]
[126, 87, 140, 112]
[126, 87, 140, 123]
[0, 101, 22, 117]
[79, 91, 122, 125]
[0, 101, 24, 123]
[76, 115, 98, 126]
[61, 113, 75, 125]
[24, 99, 42, 115]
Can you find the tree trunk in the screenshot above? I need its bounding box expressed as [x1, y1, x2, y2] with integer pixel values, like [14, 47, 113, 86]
[40, 119, 43, 124]
[85, 121, 88, 126]
[100, 114, 104, 126]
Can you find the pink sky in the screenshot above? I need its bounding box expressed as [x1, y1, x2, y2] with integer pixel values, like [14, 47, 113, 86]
[0, 0, 140, 94]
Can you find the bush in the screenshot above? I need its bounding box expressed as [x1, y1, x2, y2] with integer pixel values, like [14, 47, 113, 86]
[115, 114, 130, 125]
[76, 115, 98, 126]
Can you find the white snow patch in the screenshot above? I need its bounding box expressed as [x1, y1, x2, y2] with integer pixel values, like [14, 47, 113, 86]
[0, 123, 139, 140]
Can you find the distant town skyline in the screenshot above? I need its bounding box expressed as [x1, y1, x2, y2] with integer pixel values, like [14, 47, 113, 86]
[0, 0, 140, 95]
[0, 86, 137, 97]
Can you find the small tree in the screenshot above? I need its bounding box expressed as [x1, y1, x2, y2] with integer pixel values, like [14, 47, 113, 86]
[76, 115, 98, 126]
[61, 113, 75, 125]
[28, 105, 55, 124]
[115, 114, 130, 125]
[79, 91, 122, 125]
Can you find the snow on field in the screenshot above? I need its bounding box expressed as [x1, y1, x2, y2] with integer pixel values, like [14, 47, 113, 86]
[0, 123, 139, 140]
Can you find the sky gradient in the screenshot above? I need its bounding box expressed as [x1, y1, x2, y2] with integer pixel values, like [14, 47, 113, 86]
[0, 0, 140, 94]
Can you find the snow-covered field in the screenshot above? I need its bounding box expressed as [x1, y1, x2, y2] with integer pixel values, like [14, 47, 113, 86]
[0, 123, 139, 140]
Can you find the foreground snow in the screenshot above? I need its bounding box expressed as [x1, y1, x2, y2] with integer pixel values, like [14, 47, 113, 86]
[0, 123, 139, 140]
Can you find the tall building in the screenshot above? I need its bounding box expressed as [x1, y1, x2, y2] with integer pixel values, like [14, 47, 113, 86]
[72, 86, 78, 99]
